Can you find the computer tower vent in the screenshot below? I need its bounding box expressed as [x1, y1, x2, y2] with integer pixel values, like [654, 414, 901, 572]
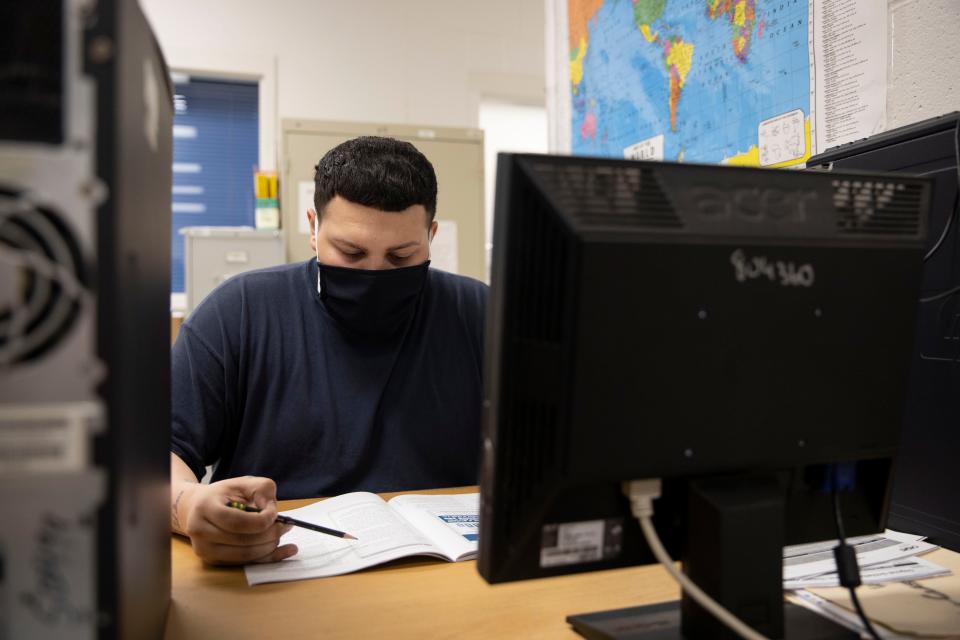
[833, 179, 925, 235]
[513, 185, 569, 343]
[498, 395, 560, 537]
[0, 2, 63, 144]
[0, 187, 86, 364]
[527, 161, 683, 229]
[493, 165, 573, 538]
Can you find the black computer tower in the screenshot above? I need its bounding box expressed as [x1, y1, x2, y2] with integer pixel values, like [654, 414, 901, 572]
[809, 113, 960, 551]
[1, 0, 172, 637]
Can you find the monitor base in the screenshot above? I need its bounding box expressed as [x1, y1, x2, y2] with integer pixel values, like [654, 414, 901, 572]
[567, 600, 859, 640]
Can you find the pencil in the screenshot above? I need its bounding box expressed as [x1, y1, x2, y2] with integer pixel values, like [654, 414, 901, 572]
[227, 501, 359, 540]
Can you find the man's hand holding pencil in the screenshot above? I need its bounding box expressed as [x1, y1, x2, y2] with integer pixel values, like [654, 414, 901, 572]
[172, 475, 299, 565]
[227, 500, 358, 540]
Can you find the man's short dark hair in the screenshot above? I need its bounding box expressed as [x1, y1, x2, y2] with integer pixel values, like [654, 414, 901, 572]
[313, 136, 438, 225]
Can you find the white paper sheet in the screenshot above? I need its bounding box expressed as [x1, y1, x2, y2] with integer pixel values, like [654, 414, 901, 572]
[388, 493, 479, 562]
[430, 219, 459, 274]
[784, 556, 951, 589]
[783, 530, 936, 581]
[297, 181, 314, 235]
[811, 0, 888, 154]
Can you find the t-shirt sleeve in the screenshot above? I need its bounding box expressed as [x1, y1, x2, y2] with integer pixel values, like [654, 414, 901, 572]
[170, 301, 234, 482]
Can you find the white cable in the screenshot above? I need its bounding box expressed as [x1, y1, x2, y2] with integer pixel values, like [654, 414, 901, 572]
[624, 479, 770, 640]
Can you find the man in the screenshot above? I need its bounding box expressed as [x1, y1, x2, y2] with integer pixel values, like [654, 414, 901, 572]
[169, 137, 487, 564]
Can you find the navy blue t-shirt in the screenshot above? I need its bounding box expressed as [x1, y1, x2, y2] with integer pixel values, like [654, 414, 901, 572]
[171, 260, 487, 500]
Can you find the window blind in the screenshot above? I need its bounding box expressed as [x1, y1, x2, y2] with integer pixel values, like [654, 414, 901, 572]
[170, 76, 258, 293]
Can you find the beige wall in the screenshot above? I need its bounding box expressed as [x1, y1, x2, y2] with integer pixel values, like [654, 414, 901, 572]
[140, 0, 547, 171]
[887, 0, 960, 129]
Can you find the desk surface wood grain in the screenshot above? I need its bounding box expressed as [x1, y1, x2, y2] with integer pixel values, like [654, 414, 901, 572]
[166, 487, 679, 639]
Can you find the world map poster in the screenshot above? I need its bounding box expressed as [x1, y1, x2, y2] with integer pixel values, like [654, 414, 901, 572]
[567, 0, 886, 167]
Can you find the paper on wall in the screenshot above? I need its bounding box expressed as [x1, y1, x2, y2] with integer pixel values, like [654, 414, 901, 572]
[811, 0, 888, 153]
[297, 181, 314, 235]
[431, 220, 459, 274]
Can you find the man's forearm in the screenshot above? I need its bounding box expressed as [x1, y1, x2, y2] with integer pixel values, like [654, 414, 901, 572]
[171, 453, 200, 535]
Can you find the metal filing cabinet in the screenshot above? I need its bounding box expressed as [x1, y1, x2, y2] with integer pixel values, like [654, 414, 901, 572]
[181, 227, 284, 313]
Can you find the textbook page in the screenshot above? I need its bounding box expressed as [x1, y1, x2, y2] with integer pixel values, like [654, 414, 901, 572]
[387, 492, 479, 561]
[245, 492, 441, 585]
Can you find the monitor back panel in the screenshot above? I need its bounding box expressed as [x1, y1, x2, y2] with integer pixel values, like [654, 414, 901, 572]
[479, 154, 931, 583]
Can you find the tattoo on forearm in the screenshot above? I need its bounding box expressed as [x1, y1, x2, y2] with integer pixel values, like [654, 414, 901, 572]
[172, 489, 185, 531]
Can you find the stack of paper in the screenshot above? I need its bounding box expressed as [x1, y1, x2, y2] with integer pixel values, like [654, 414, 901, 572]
[782, 530, 956, 638]
[783, 529, 950, 590]
[788, 547, 960, 639]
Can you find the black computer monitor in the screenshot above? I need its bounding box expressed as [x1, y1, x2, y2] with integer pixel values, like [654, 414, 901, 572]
[477, 154, 931, 638]
[808, 113, 960, 552]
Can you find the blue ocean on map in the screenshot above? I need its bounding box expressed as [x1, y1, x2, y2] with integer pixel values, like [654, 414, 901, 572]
[571, 0, 810, 164]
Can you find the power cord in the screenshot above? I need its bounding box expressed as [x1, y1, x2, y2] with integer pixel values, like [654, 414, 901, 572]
[920, 284, 960, 304]
[923, 191, 958, 263]
[623, 479, 770, 640]
[955, 117, 960, 189]
[923, 118, 960, 264]
[917, 119, 960, 309]
[830, 468, 883, 640]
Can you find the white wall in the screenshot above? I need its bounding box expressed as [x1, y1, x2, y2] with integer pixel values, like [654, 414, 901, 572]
[887, 0, 960, 129]
[479, 100, 549, 278]
[139, 0, 547, 171]
[143, 0, 957, 162]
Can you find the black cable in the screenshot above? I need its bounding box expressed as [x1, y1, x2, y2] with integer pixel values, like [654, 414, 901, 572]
[831, 481, 848, 542]
[846, 582, 882, 640]
[923, 191, 958, 262]
[920, 284, 960, 304]
[919, 117, 960, 298]
[923, 119, 960, 262]
[955, 118, 960, 187]
[831, 468, 882, 640]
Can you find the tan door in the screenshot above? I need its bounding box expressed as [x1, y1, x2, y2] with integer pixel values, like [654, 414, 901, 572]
[281, 120, 485, 282]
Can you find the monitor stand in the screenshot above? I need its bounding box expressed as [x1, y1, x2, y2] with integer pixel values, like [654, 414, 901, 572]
[567, 474, 860, 639]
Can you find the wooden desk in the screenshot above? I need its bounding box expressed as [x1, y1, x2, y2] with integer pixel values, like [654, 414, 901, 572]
[166, 487, 679, 639]
[171, 313, 184, 344]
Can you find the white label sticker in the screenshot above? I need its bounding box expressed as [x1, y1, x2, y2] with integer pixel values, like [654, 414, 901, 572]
[624, 134, 664, 161]
[298, 181, 315, 235]
[225, 250, 249, 264]
[541, 519, 623, 568]
[758, 109, 806, 166]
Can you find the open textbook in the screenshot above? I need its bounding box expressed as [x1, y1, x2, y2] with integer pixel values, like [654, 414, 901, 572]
[245, 492, 479, 586]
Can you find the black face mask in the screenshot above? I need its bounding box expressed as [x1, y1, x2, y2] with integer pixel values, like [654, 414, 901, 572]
[318, 261, 430, 337]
